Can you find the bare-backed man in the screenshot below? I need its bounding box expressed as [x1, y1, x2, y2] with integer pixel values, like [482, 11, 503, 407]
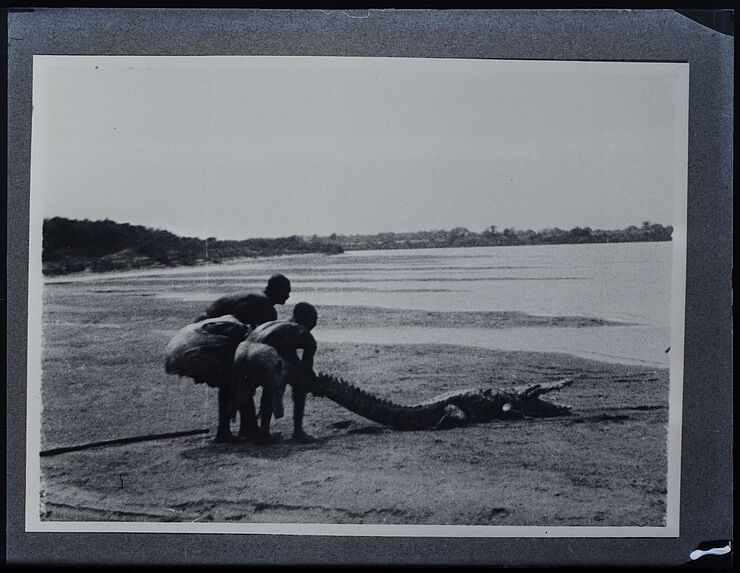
[238, 302, 319, 444]
[166, 274, 290, 443]
[200, 273, 291, 328]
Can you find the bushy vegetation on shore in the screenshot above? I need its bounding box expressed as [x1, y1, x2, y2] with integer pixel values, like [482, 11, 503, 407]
[42, 217, 342, 276]
[334, 222, 672, 251]
[42, 217, 672, 276]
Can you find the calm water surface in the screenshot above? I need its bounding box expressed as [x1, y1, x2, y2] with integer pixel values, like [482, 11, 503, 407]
[50, 243, 678, 367]
[300, 243, 675, 367]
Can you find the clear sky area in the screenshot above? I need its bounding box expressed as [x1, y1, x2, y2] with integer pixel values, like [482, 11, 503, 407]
[31, 56, 688, 240]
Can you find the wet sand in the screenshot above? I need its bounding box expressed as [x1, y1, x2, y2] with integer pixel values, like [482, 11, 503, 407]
[35, 282, 670, 526]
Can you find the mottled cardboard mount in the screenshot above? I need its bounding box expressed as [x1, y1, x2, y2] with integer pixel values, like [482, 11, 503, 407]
[6, 8, 733, 567]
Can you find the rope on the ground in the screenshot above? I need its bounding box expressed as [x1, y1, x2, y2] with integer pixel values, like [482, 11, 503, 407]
[39, 428, 210, 457]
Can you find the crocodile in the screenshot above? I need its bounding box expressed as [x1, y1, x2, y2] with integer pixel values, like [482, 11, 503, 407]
[309, 373, 573, 430]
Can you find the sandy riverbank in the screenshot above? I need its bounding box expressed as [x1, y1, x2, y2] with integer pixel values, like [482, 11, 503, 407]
[34, 283, 669, 527]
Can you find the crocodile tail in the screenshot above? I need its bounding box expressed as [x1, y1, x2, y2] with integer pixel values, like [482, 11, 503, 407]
[315, 373, 432, 430]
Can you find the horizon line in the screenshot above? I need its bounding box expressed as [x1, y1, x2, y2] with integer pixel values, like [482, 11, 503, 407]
[43, 215, 673, 243]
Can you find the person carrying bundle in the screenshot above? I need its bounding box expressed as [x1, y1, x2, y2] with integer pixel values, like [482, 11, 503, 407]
[164, 314, 250, 443]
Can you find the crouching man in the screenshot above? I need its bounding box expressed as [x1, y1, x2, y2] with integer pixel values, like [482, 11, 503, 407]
[230, 341, 289, 444]
[232, 302, 319, 444]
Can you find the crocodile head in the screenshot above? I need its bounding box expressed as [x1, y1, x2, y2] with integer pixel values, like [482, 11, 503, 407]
[507, 380, 573, 417]
[516, 395, 572, 417]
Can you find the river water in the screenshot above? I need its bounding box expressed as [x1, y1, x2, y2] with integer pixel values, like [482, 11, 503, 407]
[296, 243, 677, 368]
[49, 242, 680, 368]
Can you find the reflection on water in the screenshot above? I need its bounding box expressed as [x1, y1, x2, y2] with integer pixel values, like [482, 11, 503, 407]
[148, 242, 672, 324]
[50, 243, 677, 366]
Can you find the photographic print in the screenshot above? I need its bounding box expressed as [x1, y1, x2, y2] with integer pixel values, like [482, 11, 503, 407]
[25, 54, 689, 537]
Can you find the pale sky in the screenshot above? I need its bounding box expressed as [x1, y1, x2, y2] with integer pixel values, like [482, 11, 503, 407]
[31, 56, 688, 240]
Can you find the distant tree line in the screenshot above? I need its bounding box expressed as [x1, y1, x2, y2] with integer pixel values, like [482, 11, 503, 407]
[329, 221, 672, 251]
[41, 217, 672, 276]
[42, 217, 342, 275]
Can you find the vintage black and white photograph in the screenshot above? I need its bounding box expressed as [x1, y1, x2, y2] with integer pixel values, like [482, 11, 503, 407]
[25, 53, 689, 536]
